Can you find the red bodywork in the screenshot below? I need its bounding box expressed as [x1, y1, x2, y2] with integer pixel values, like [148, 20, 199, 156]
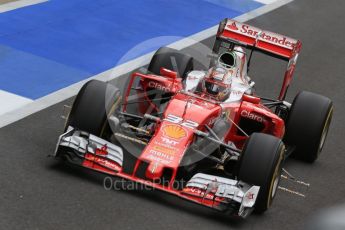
[75, 20, 300, 211]
[80, 69, 284, 207]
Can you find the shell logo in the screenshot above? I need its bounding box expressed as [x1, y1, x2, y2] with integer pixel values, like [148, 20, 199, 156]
[162, 125, 186, 140]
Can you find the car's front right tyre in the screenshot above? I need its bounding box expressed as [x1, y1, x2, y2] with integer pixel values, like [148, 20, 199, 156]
[65, 80, 121, 137]
[238, 133, 285, 213]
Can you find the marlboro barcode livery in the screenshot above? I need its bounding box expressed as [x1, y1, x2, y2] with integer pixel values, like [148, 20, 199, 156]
[54, 19, 333, 218]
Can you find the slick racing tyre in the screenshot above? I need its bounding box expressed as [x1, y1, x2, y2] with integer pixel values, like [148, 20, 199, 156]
[284, 91, 333, 163]
[65, 80, 121, 137]
[238, 133, 285, 213]
[148, 46, 193, 80]
[122, 47, 193, 110]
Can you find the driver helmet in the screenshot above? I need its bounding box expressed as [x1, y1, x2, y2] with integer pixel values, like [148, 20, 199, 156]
[202, 66, 232, 101]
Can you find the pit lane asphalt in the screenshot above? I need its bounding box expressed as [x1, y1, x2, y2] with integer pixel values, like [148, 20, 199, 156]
[1, 0, 345, 229]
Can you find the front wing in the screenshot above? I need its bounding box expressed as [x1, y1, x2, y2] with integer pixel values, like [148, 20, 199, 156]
[54, 127, 260, 218]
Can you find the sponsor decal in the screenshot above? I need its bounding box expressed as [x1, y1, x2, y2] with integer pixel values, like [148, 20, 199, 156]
[153, 145, 176, 155]
[95, 157, 118, 169]
[85, 154, 120, 171]
[147, 155, 171, 165]
[241, 110, 264, 122]
[186, 187, 215, 199]
[227, 21, 238, 31]
[207, 116, 218, 126]
[148, 150, 174, 162]
[162, 124, 187, 139]
[148, 81, 171, 92]
[96, 144, 108, 155]
[246, 192, 255, 200]
[160, 137, 179, 146]
[226, 21, 295, 49]
[206, 180, 219, 194]
[154, 139, 178, 150]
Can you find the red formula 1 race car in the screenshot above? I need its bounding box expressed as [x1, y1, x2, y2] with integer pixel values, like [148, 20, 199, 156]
[54, 19, 333, 218]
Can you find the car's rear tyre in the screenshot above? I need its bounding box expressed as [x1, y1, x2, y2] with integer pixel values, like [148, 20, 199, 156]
[65, 80, 121, 137]
[238, 133, 285, 213]
[284, 91, 333, 163]
[148, 47, 193, 80]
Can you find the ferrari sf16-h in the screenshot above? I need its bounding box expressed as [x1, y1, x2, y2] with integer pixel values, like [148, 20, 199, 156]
[54, 19, 333, 218]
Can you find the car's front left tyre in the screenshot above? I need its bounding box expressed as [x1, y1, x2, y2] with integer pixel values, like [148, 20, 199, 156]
[284, 91, 333, 163]
[65, 80, 121, 137]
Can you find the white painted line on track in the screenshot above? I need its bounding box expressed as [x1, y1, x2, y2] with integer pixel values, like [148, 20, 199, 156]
[0, 0, 293, 128]
[254, 0, 279, 5]
[0, 90, 33, 114]
[0, 0, 48, 13]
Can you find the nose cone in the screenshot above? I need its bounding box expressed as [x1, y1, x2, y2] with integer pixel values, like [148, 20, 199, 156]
[145, 162, 164, 180]
[140, 122, 192, 170]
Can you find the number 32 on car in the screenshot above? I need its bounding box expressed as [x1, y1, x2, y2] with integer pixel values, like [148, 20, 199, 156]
[164, 114, 198, 129]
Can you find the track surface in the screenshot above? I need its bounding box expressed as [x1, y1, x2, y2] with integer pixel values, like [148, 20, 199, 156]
[1, 0, 345, 229]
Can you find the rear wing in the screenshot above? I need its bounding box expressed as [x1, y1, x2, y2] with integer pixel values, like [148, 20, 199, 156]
[217, 19, 301, 60]
[215, 19, 302, 100]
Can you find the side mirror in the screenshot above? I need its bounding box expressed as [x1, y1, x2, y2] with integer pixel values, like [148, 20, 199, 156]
[242, 94, 260, 104]
[160, 67, 178, 79]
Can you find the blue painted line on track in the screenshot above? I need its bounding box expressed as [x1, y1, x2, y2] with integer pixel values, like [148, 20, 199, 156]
[0, 0, 262, 99]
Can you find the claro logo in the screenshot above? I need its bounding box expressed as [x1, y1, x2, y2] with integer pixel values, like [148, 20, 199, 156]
[148, 81, 170, 92]
[241, 110, 264, 123]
